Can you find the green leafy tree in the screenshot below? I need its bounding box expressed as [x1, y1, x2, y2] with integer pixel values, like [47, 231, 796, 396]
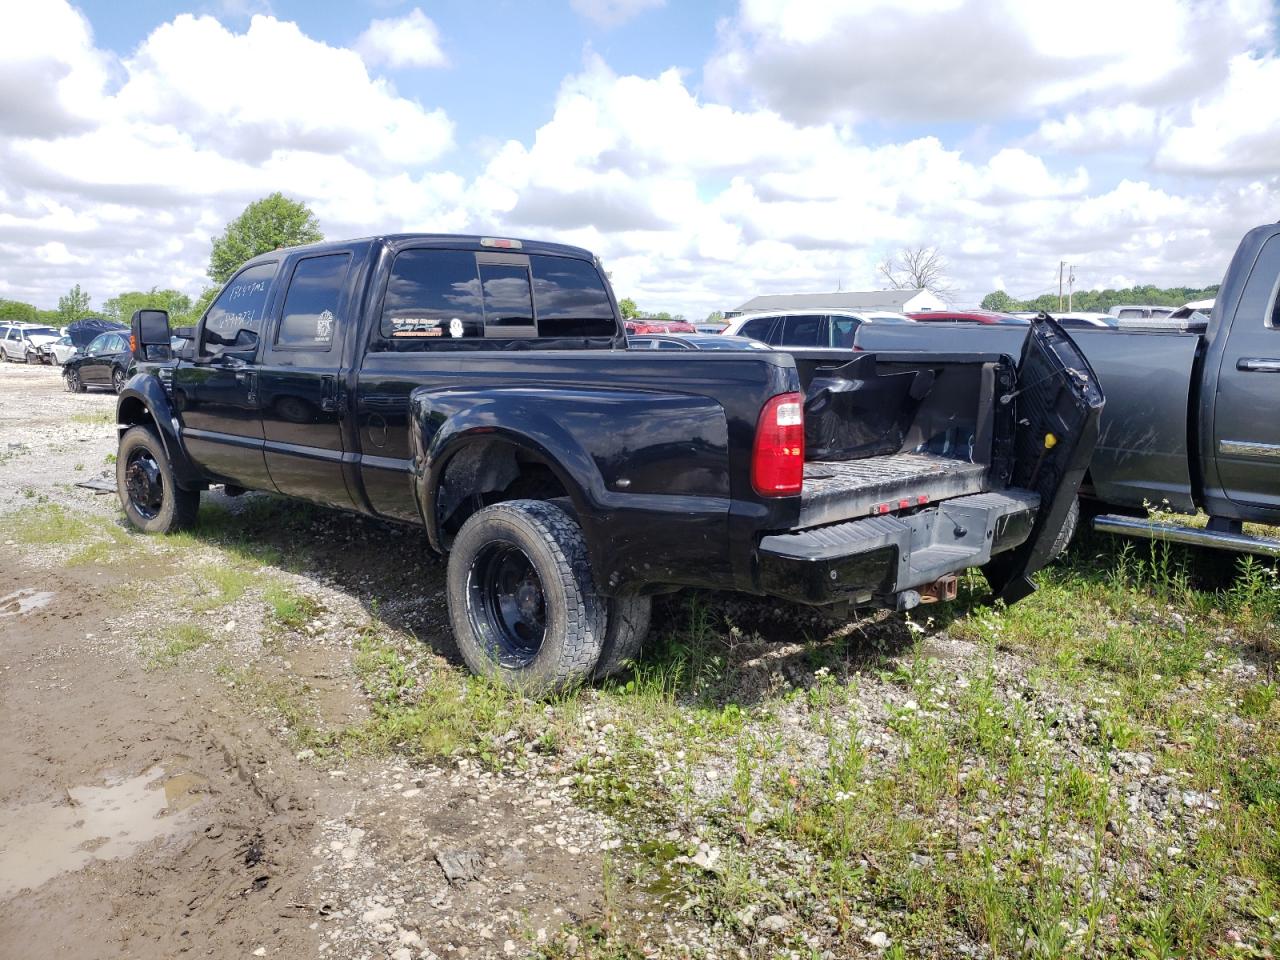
[102, 288, 193, 326]
[208, 192, 323, 283]
[0, 299, 40, 323]
[56, 284, 92, 324]
[704, 310, 725, 325]
[618, 297, 639, 320]
[980, 290, 1019, 312]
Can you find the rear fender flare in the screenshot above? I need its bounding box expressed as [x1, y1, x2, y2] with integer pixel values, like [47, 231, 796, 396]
[115, 375, 201, 488]
[413, 406, 599, 554]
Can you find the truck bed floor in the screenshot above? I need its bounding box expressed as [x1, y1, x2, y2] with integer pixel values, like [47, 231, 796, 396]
[799, 453, 988, 528]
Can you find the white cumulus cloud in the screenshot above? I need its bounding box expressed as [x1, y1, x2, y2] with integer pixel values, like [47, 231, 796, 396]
[355, 7, 448, 70]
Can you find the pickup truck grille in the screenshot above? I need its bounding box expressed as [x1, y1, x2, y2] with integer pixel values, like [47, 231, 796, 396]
[799, 453, 988, 528]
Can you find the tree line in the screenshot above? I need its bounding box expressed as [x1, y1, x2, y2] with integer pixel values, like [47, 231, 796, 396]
[980, 283, 1219, 314]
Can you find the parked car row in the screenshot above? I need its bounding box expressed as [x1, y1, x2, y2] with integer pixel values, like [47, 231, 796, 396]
[0, 322, 60, 363]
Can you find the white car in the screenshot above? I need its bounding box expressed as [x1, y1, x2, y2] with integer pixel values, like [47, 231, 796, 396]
[0, 323, 60, 363]
[722, 309, 914, 348]
[41, 334, 81, 365]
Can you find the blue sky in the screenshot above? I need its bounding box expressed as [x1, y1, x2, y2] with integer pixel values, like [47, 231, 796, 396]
[3, 0, 1278, 315]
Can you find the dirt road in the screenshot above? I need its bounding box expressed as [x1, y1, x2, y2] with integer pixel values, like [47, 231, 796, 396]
[0, 366, 627, 959]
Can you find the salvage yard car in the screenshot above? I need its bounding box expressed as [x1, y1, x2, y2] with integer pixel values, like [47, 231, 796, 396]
[0, 323, 60, 363]
[64, 329, 133, 393]
[112, 234, 1102, 692]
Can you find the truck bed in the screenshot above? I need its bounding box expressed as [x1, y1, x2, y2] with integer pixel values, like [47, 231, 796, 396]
[799, 453, 988, 527]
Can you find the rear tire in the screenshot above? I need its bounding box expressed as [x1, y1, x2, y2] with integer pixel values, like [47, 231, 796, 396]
[447, 499, 605, 695]
[112, 367, 127, 394]
[116, 425, 200, 534]
[1047, 498, 1080, 561]
[594, 594, 653, 679]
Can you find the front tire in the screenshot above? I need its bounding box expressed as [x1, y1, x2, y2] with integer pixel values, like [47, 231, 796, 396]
[116, 425, 200, 534]
[447, 499, 605, 694]
[64, 368, 86, 393]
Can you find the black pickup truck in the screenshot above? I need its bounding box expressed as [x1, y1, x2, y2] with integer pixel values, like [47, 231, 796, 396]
[116, 235, 1101, 691]
[856, 223, 1280, 559]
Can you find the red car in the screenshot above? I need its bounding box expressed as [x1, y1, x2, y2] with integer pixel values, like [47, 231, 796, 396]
[624, 319, 697, 335]
[907, 310, 1029, 325]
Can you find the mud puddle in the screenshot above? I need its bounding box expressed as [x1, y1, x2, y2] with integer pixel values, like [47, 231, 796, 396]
[0, 588, 55, 618]
[0, 763, 208, 901]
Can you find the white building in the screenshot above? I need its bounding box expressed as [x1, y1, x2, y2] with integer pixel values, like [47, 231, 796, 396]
[725, 288, 946, 319]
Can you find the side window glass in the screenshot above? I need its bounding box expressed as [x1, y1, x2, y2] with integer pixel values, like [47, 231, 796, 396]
[656, 339, 687, 350]
[479, 261, 535, 337]
[782, 314, 824, 346]
[276, 254, 350, 350]
[739, 317, 774, 342]
[830, 317, 858, 348]
[530, 256, 616, 338]
[204, 261, 276, 354]
[381, 249, 483, 341]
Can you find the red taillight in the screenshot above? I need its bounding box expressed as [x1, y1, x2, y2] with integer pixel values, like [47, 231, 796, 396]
[752, 392, 805, 497]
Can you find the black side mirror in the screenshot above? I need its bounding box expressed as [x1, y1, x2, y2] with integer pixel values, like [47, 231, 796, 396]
[172, 326, 195, 340]
[131, 308, 171, 360]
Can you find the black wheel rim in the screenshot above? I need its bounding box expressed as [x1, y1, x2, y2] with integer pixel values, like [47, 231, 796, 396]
[467, 541, 546, 667]
[124, 446, 165, 520]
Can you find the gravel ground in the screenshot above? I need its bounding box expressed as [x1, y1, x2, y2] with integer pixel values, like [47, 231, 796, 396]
[3, 362, 1278, 958]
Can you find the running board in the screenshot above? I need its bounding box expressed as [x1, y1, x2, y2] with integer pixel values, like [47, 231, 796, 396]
[1093, 514, 1280, 557]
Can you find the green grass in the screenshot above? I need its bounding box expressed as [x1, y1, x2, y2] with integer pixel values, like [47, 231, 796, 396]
[148, 624, 215, 667]
[186, 564, 257, 611]
[263, 584, 322, 629]
[70, 409, 113, 425]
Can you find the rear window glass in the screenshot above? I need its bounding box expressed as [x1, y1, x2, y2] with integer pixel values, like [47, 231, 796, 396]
[530, 256, 616, 337]
[381, 250, 484, 340]
[277, 254, 350, 350]
[479, 261, 535, 336]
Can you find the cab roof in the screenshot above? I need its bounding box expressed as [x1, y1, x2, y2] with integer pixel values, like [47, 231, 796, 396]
[241, 234, 597, 268]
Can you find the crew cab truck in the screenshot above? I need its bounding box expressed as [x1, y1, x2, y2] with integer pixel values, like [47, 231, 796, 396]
[854, 223, 1280, 557]
[116, 235, 1101, 692]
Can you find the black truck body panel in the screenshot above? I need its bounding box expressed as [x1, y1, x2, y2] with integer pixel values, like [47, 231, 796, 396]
[120, 233, 1101, 610]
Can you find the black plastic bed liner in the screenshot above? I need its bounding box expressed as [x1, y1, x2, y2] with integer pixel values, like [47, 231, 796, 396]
[799, 453, 988, 528]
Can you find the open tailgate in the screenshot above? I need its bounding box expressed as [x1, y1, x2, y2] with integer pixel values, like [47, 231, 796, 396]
[982, 316, 1104, 604]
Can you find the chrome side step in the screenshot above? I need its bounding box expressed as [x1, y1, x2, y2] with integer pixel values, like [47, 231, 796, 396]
[1093, 514, 1280, 557]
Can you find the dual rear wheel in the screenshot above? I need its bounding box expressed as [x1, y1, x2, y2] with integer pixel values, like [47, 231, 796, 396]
[446, 499, 651, 695]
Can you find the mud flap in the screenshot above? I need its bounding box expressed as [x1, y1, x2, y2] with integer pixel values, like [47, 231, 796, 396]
[982, 315, 1104, 605]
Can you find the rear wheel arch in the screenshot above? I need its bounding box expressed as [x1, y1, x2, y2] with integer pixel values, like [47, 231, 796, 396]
[429, 433, 582, 550]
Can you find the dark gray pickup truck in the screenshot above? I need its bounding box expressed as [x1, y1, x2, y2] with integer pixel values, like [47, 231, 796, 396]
[856, 222, 1280, 557]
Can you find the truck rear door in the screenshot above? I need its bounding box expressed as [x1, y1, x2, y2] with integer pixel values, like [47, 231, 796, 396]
[256, 251, 357, 508]
[1208, 230, 1280, 514]
[982, 316, 1105, 603]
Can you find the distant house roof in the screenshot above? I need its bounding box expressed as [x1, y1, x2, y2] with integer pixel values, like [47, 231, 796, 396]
[730, 289, 935, 314]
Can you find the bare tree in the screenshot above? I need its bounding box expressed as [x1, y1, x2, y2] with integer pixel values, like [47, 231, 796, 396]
[878, 246, 954, 300]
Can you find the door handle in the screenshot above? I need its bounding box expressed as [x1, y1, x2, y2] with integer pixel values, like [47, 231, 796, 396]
[1237, 358, 1280, 372]
[320, 375, 338, 412]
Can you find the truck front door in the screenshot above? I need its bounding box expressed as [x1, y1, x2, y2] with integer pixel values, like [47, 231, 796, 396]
[257, 252, 356, 508]
[1210, 232, 1280, 514]
[172, 260, 277, 490]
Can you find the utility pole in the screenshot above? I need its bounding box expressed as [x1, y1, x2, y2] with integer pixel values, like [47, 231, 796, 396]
[1059, 261, 1065, 312]
[1068, 265, 1075, 311]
